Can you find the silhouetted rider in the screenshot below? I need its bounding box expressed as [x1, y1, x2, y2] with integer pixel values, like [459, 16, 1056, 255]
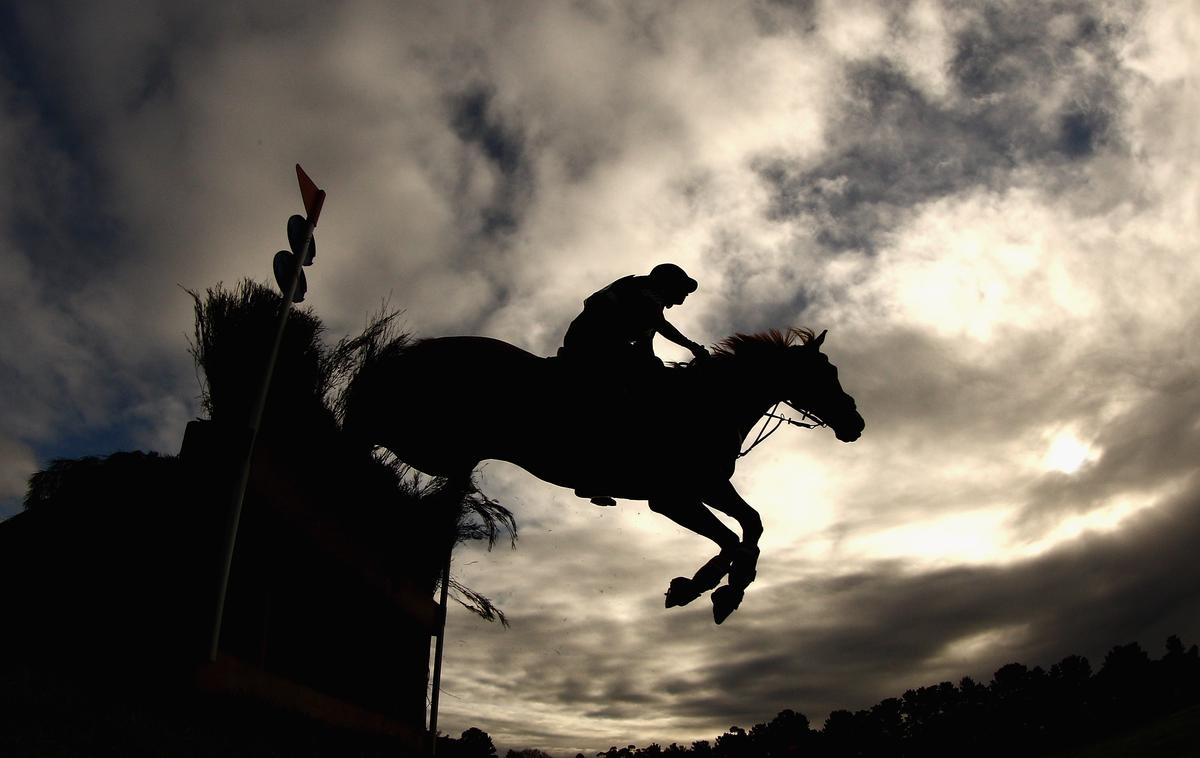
[558, 263, 709, 370]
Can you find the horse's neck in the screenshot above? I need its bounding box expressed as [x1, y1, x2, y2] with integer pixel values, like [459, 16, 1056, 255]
[708, 359, 786, 440]
[733, 393, 784, 441]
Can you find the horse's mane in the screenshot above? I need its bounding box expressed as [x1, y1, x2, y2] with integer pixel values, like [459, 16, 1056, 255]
[711, 327, 815, 358]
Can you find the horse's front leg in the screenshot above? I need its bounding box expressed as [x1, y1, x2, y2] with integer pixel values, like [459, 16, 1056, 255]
[648, 496, 740, 610]
[702, 480, 762, 623]
[703, 479, 762, 547]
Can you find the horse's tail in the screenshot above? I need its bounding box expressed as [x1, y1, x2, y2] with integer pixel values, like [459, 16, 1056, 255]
[337, 315, 414, 456]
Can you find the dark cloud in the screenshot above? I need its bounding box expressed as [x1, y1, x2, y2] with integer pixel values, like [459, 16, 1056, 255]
[0, 64, 164, 465]
[448, 85, 533, 237]
[1058, 109, 1109, 158]
[751, 2, 1128, 255]
[753, 0, 819, 37]
[0, 60, 123, 293]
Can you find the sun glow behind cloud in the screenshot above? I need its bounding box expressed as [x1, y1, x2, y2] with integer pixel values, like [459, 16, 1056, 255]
[935, 624, 1032, 668]
[1042, 431, 1100, 475]
[843, 508, 1011, 566]
[828, 488, 1169, 570]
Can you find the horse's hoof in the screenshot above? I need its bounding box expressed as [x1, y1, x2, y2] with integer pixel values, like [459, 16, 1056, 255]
[711, 585, 745, 624]
[665, 577, 702, 608]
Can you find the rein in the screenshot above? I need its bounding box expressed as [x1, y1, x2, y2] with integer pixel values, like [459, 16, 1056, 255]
[666, 358, 827, 459]
[738, 401, 825, 458]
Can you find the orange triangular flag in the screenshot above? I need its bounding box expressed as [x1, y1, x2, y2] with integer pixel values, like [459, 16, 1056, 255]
[295, 164, 325, 225]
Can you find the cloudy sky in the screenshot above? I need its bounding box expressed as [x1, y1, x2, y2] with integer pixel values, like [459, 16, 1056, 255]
[2, 0, 1198, 754]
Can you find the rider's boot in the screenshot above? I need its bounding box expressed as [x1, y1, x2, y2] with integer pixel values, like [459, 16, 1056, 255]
[573, 489, 616, 507]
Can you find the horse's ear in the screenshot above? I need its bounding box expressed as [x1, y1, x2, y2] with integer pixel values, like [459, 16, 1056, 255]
[812, 329, 827, 349]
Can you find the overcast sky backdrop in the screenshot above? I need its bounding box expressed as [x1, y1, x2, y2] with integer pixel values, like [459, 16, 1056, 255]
[2, 1, 1198, 754]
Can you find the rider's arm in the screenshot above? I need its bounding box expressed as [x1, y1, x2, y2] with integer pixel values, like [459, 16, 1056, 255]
[655, 317, 708, 357]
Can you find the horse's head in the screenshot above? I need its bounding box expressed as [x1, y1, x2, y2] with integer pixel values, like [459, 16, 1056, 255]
[787, 330, 864, 443]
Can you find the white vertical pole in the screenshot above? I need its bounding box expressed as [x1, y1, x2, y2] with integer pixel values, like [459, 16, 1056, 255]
[208, 170, 324, 663]
[428, 547, 452, 755]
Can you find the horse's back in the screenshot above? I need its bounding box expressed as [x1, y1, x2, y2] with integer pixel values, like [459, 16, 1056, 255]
[400, 336, 553, 411]
[363, 334, 727, 490]
[411, 335, 542, 365]
[404, 336, 540, 382]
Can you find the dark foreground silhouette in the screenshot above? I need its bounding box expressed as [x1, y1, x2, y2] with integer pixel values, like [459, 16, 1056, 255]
[1, 282, 518, 757]
[343, 328, 864, 623]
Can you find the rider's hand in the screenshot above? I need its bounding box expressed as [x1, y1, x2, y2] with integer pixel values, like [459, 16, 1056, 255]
[690, 342, 710, 361]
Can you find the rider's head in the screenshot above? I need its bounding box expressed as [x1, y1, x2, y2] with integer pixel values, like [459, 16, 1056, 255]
[649, 263, 698, 307]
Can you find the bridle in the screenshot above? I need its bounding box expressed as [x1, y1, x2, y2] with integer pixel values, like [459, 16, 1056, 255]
[738, 400, 826, 458]
[667, 356, 830, 458]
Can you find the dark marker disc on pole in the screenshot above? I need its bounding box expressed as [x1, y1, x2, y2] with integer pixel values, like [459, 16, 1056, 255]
[273, 250, 307, 302]
[287, 215, 315, 265]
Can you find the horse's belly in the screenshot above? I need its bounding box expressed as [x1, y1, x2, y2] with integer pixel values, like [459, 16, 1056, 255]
[382, 348, 727, 495]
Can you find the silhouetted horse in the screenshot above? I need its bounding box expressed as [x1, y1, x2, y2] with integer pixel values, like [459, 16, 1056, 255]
[343, 328, 863, 622]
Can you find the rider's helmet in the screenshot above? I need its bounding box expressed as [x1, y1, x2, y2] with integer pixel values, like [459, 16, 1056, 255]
[649, 263, 698, 298]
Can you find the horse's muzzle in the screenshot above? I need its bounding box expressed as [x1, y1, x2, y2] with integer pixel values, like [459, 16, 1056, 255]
[835, 412, 865, 443]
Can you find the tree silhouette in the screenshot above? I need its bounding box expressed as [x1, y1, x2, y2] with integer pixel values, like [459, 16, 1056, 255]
[750, 708, 812, 756]
[437, 727, 497, 757]
[543, 634, 1200, 758]
[24, 451, 180, 512]
[1159, 634, 1200, 708]
[458, 726, 499, 757]
[713, 726, 750, 758]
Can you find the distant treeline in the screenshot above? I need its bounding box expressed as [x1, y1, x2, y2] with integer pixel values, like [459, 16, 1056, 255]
[438, 635, 1200, 758]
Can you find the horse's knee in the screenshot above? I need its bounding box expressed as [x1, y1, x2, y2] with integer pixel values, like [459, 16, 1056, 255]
[745, 511, 763, 540]
[709, 528, 740, 551]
